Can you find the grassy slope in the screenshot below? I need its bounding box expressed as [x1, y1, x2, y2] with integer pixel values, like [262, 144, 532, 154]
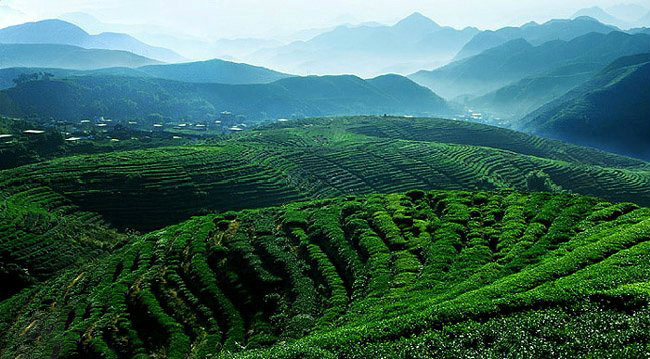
[2, 190, 650, 358]
[1, 116, 648, 233]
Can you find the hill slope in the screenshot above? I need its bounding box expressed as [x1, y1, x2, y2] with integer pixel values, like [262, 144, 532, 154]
[454, 16, 617, 60]
[0, 116, 647, 233]
[409, 31, 650, 99]
[0, 19, 185, 63]
[468, 61, 604, 119]
[2, 190, 650, 358]
[0, 75, 450, 122]
[0, 43, 160, 70]
[518, 53, 650, 160]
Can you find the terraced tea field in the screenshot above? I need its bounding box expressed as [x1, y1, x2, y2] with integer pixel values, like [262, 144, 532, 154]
[2, 191, 650, 358]
[1, 117, 648, 232]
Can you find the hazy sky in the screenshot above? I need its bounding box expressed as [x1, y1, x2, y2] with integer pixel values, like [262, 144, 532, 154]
[1, 0, 643, 39]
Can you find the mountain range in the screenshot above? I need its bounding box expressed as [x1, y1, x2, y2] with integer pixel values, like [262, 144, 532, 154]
[136, 59, 291, 84]
[409, 31, 650, 99]
[0, 59, 291, 88]
[572, 6, 650, 29]
[518, 53, 650, 160]
[248, 12, 480, 76]
[0, 43, 161, 70]
[0, 19, 185, 63]
[453, 16, 617, 60]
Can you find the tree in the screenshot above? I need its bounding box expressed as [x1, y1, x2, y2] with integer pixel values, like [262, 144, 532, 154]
[526, 170, 562, 192]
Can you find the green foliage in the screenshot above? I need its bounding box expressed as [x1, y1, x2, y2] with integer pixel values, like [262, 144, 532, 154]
[2, 190, 650, 359]
[1, 116, 648, 232]
[525, 170, 563, 192]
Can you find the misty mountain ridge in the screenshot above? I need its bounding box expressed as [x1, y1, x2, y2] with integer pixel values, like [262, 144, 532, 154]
[247, 12, 479, 77]
[0, 43, 161, 70]
[0, 19, 185, 63]
[572, 6, 633, 28]
[454, 16, 618, 60]
[518, 53, 650, 160]
[409, 31, 650, 99]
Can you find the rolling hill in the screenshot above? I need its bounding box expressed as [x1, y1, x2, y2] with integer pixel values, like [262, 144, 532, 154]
[454, 16, 617, 60]
[248, 12, 479, 76]
[0, 116, 647, 233]
[0, 74, 451, 123]
[518, 53, 650, 160]
[2, 189, 650, 358]
[409, 31, 650, 99]
[1, 114, 646, 301]
[0, 19, 185, 63]
[0, 43, 160, 70]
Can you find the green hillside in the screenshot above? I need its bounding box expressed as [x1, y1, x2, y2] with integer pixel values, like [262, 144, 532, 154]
[0, 75, 450, 123]
[518, 53, 650, 160]
[2, 190, 650, 358]
[1, 116, 648, 233]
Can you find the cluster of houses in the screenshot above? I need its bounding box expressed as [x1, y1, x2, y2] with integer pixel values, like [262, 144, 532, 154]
[2, 112, 299, 146]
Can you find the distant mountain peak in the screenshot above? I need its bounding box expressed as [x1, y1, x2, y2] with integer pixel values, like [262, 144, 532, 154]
[1, 19, 89, 37]
[394, 12, 440, 30]
[0, 19, 186, 63]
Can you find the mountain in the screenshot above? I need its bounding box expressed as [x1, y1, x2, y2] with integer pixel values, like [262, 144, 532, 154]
[0, 43, 160, 70]
[0, 73, 450, 122]
[138, 59, 291, 84]
[59, 12, 224, 60]
[409, 31, 650, 99]
[468, 62, 603, 119]
[454, 16, 617, 60]
[572, 7, 632, 28]
[518, 53, 650, 160]
[0, 58, 290, 89]
[628, 27, 650, 35]
[247, 12, 479, 77]
[0, 19, 185, 63]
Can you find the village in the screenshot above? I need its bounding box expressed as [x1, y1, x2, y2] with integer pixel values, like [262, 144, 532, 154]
[0, 110, 292, 146]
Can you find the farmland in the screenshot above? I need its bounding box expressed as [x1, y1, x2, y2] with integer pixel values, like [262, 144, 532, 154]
[1, 116, 650, 358]
[1, 116, 648, 232]
[2, 190, 650, 358]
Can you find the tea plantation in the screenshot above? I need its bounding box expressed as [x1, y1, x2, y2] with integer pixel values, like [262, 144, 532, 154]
[1, 117, 648, 233]
[2, 191, 650, 358]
